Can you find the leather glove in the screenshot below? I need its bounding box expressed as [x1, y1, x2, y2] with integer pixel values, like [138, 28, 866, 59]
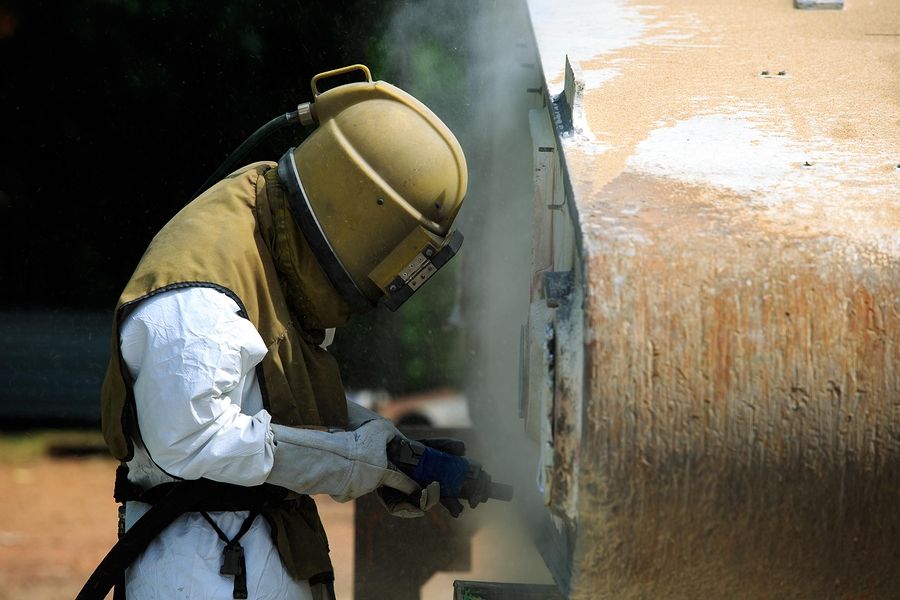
[344, 400, 442, 517]
[377, 437, 468, 518]
[377, 480, 442, 518]
[266, 420, 418, 502]
[345, 399, 383, 431]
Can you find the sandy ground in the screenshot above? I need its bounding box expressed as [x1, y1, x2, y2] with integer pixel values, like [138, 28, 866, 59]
[0, 444, 551, 600]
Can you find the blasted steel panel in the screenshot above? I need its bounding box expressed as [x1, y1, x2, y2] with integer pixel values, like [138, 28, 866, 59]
[526, 0, 900, 597]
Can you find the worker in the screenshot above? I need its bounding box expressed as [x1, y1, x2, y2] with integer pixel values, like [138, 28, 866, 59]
[95, 65, 468, 600]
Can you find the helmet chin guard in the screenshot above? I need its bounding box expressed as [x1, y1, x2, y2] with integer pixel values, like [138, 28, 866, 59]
[276, 151, 375, 313]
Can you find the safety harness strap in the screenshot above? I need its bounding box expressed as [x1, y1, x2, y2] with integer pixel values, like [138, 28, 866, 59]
[77, 470, 290, 600]
[200, 510, 260, 600]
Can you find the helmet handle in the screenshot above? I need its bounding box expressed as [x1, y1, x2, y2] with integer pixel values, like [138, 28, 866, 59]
[311, 64, 373, 98]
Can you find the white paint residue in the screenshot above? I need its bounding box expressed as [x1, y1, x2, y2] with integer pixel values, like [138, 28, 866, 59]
[528, 1, 710, 96]
[628, 113, 898, 203]
[527, 0, 647, 90]
[629, 113, 804, 197]
[626, 111, 900, 256]
[641, 11, 707, 46]
[582, 68, 621, 90]
[564, 95, 612, 156]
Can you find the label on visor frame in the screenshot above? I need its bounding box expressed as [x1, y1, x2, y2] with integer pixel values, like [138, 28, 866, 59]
[408, 262, 438, 290]
[398, 253, 429, 282]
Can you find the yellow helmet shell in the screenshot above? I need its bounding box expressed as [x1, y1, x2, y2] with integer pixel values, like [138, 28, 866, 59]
[282, 66, 468, 311]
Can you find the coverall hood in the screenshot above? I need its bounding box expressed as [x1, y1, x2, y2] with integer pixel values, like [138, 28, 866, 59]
[257, 169, 352, 332]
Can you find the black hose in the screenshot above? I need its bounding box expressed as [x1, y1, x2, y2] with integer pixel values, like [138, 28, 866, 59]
[190, 110, 300, 202]
[75, 483, 217, 600]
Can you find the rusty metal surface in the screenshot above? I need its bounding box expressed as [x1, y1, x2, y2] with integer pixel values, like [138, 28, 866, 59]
[576, 173, 900, 597]
[525, 0, 900, 597]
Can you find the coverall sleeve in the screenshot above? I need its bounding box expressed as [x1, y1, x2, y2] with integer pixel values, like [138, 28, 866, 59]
[119, 287, 275, 485]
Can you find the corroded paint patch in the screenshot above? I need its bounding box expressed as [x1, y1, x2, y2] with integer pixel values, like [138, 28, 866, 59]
[576, 173, 900, 597]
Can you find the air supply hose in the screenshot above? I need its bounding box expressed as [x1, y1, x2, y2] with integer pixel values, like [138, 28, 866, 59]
[190, 65, 374, 202]
[190, 109, 304, 202]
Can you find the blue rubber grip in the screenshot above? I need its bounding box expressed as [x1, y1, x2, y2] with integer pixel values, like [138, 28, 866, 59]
[411, 447, 468, 498]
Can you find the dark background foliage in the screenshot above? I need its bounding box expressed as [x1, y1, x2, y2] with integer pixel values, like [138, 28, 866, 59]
[0, 0, 472, 417]
[0, 0, 396, 308]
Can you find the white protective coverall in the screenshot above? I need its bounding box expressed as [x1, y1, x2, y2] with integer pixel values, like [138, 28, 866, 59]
[119, 286, 423, 600]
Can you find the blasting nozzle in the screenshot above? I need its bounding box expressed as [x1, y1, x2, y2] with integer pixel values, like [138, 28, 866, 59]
[387, 437, 514, 512]
[489, 481, 515, 502]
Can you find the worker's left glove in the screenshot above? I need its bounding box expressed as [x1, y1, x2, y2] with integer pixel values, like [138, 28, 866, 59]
[417, 437, 467, 518]
[377, 480, 442, 518]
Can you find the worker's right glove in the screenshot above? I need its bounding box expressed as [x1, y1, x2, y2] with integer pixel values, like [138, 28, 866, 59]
[266, 420, 419, 502]
[416, 437, 467, 518]
[379, 437, 468, 518]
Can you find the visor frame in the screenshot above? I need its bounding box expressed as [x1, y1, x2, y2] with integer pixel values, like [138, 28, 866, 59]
[380, 230, 464, 312]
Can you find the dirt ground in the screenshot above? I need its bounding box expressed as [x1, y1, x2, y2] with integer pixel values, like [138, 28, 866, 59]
[0, 435, 550, 600]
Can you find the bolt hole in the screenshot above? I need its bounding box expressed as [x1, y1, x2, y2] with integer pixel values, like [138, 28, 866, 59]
[761, 70, 770, 76]
[434, 202, 441, 209]
[376, 197, 385, 205]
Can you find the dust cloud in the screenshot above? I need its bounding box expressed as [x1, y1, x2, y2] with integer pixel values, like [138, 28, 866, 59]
[384, 0, 557, 591]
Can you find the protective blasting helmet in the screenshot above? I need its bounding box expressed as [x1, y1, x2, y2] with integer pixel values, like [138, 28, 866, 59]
[276, 64, 468, 313]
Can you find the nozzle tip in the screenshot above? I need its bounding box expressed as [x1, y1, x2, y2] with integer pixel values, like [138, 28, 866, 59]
[490, 482, 514, 502]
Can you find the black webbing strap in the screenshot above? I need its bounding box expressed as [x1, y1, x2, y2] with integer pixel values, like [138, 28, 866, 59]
[77, 476, 288, 600]
[200, 510, 260, 600]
